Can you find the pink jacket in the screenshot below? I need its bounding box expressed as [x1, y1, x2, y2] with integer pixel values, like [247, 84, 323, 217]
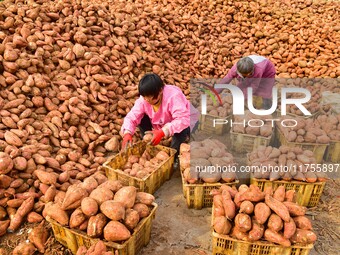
[220, 55, 276, 99]
[190, 103, 200, 131]
[121, 85, 190, 137]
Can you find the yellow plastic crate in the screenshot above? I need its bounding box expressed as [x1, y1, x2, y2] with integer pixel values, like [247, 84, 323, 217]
[212, 230, 313, 255]
[324, 140, 340, 163]
[250, 178, 326, 207]
[199, 114, 231, 135]
[211, 204, 314, 255]
[276, 127, 328, 164]
[103, 141, 176, 194]
[181, 171, 238, 209]
[47, 203, 158, 255]
[230, 131, 273, 153]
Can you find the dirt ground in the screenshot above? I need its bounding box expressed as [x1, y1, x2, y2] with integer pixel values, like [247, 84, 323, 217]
[1, 131, 339, 255]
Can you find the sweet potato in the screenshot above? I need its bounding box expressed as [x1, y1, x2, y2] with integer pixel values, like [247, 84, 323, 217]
[97, 180, 123, 193]
[8, 197, 35, 232]
[0, 220, 10, 237]
[220, 185, 238, 198]
[248, 217, 265, 241]
[235, 213, 252, 232]
[88, 240, 107, 255]
[133, 203, 150, 218]
[81, 197, 98, 217]
[34, 170, 57, 185]
[124, 209, 140, 230]
[293, 216, 313, 230]
[231, 227, 248, 241]
[284, 217, 297, 239]
[222, 190, 236, 220]
[273, 186, 285, 202]
[70, 208, 87, 229]
[213, 216, 232, 235]
[265, 194, 290, 222]
[305, 171, 317, 183]
[285, 190, 296, 202]
[136, 192, 155, 205]
[76, 246, 87, 255]
[27, 212, 44, 223]
[12, 242, 36, 255]
[80, 176, 98, 194]
[114, 186, 137, 208]
[104, 221, 131, 242]
[283, 202, 307, 216]
[100, 201, 125, 221]
[90, 187, 114, 205]
[268, 214, 283, 232]
[290, 229, 317, 244]
[213, 195, 225, 217]
[238, 185, 265, 203]
[87, 213, 107, 238]
[254, 202, 271, 224]
[62, 186, 88, 210]
[239, 201, 254, 214]
[44, 202, 69, 226]
[264, 229, 291, 247]
[28, 221, 49, 253]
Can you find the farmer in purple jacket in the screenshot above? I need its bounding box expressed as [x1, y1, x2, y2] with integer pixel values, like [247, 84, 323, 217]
[120, 73, 195, 165]
[219, 55, 276, 109]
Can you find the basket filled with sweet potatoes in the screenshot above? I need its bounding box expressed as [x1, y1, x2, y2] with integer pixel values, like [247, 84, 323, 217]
[45, 175, 157, 255]
[211, 184, 316, 255]
[179, 139, 239, 209]
[103, 141, 176, 194]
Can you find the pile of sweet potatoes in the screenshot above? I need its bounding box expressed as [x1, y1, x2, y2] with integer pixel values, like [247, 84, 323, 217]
[315, 114, 340, 141]
[76, 240, 114, 255]
[212, 184, 317, 246]
[118, 147, 170, 179]
[42, 174, 155, 244]
[232, 111, 273, 137]
[248, 145, 327, 182]
[279, 117, 330, 144]
[179, 139, 237, 184]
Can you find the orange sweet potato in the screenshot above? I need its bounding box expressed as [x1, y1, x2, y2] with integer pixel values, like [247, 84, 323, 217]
[267, 214, 283, 232]
[293, 216, 313, 230]
[90, 187, 114, 205]
[213, 216, 232, 235]
[238, 185, 265, 203]
[285, 190, 296, 202]
[62, 186, 88, 210]
[284, 217, 297, 239]
[254, 202, 271, 224]
[283, 202, 307, 216]
[114, 186, 137, 208]
[104, 221, 131, 242]
[248, 217, 265, 241]
[133, 203, 150, 218]
[12, 242, 36, 255]
[87, 213, 107, 238]
[265, 194, 290, 222]
[222, 190, 236, 220]
[70, 208, 87, 229]
[100, 201, 126, 221]
[231, 226, 248, 241]
[124, 209, 140, 230]
[28, 221, 49, 253]
[273, 186, 285, 202]
[81, 197, 98, 217]
[235, 213, 252, 232]
[290, 229, 317, 244]
[44, 202, 69, 226]
[135, 192, 155, 205]
[264, 229, 291, 247]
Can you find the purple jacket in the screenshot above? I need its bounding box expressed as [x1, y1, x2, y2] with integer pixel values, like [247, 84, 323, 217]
[121, 85, 190, 137]
[220, 55, 276, 99]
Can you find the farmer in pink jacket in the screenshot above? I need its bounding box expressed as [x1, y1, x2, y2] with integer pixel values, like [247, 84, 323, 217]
[218, 55, 276, 109]
[121, 73, 196, 161]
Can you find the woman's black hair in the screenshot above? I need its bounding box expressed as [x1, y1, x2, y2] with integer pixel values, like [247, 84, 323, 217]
[138, 73, 164, 97]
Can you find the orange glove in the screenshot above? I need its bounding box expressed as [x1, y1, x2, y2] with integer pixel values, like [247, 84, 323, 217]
[122, 133, 133, 150]
[146, 130, 165, 146]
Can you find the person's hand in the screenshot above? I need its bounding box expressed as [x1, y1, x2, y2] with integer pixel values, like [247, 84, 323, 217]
[145, 130, 165, 146]
[122, 133, 133, 150]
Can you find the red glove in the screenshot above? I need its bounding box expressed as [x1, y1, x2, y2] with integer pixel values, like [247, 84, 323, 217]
[147, 130, 165, 146]
[122, 133, 133, 150]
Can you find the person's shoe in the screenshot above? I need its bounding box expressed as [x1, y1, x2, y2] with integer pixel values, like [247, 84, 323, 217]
[173, 157, 179, 171]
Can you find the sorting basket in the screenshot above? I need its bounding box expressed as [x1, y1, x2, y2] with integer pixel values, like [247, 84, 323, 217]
[181, 171, 238, 209]
[212, 231, 313, 255]
[103, 141, 176, 194]
[250, 177, 326, 207]
[324, 140, 340, 163]
[47, 203, 158, 255]
[199, 114, 231, 135]
[211, 204, 314, 255]
[230, 131, 273, 153]
[276, 127, 328, 163]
